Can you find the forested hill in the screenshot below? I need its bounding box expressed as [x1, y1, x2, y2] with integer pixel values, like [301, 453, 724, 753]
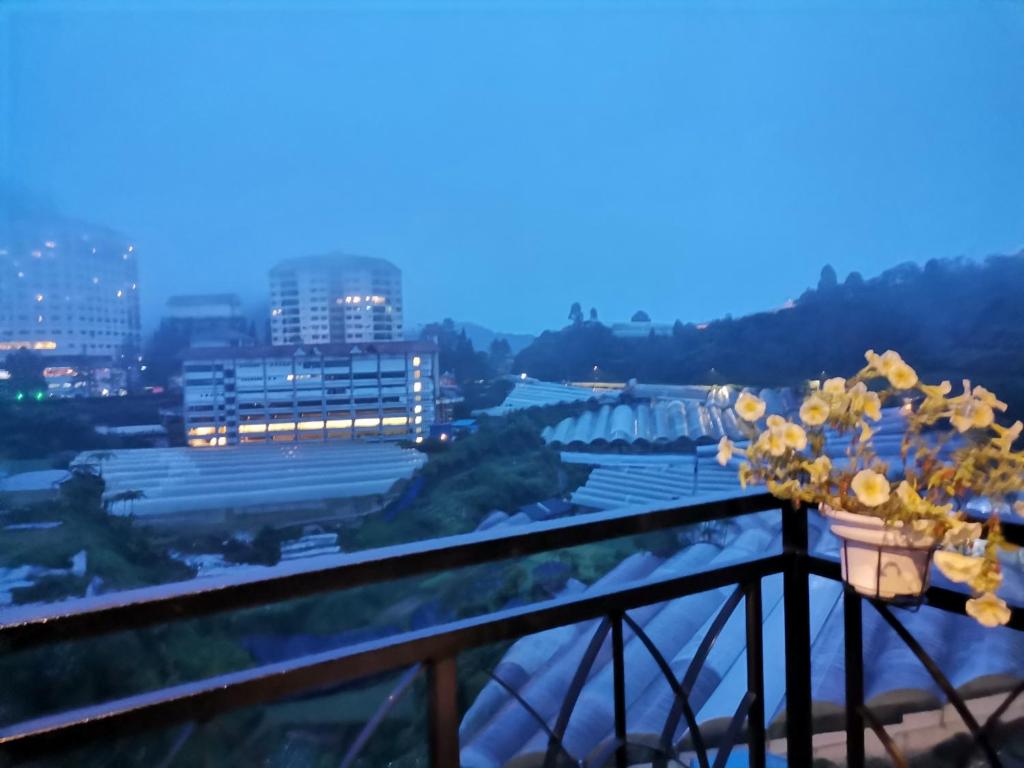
[513, 253, 1024, 409]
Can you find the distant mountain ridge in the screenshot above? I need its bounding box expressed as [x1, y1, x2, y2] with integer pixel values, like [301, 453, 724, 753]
[512, 252, 1024, 411]
[407, 321, 534, 354]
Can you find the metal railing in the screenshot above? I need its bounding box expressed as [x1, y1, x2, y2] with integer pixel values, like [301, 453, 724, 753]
[0, 491, 1021, 767]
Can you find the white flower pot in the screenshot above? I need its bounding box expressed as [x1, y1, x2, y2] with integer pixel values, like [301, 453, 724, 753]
[821, 505, 938, 600]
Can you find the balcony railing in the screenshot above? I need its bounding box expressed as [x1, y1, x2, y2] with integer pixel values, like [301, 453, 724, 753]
[0, 491, 1021, 766]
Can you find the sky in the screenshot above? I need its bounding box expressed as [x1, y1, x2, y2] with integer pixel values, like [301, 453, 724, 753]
[3, 0, 1024, 335]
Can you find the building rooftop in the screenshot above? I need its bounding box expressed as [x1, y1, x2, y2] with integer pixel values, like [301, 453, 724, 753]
[181, 339, 437, 360]
[269, 252, 400, 274]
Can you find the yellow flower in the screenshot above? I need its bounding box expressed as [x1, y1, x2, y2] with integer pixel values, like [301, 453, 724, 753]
[735, 392, 766, 422]
[782, 422, 807, 450]
[942, 519, 983, 548]
[756, 428, 787, 457]
[799, 395, 829, 427]
[807, 455, 831, 484]
[823, 377, 846, 395]
[972, 385, 1007, 413]
[848, 382, 882, 421]
[766, 414, 786, 429]
[895, 480, 921, 510]
[993, 420, 1023, 454]
[965, 592, 1011, 628]
[888, 362, 918, 390]
[851, 469, 890, 507]
[716, 436, 734, 466]
[950, 400, 994, 433]
[934, 550, 984, 583]
[858, 421, 874, 444]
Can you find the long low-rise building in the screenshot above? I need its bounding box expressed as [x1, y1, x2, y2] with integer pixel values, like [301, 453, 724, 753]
[181, 341, 437, 447]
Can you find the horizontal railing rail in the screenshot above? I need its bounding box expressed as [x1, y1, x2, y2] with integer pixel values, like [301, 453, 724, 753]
[0, 492, 1021, 767]
[0, 490, 780, 653]
[0, 553, 786, 760]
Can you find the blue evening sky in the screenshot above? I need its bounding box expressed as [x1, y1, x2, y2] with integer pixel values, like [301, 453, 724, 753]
[3, 0, 1023, 334]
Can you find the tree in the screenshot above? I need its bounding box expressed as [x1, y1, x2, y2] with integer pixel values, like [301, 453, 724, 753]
[631, 310, 651, 322]
[818, 264, 838, 291]
[2, 349, 46, 400]
[568, 302, 583, 325]
[845, 271, 864, 288]
[589, 307, 599, 322]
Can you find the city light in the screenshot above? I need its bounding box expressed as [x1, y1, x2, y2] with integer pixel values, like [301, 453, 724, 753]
[35, 293, 44, 302]
[412, 356, 421, 367]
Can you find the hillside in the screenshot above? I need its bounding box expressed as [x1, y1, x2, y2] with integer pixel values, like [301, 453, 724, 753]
[513, 253, 1024, 411]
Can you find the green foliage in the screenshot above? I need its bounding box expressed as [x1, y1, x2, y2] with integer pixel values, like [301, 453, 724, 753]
[514, 254, 1024, 413]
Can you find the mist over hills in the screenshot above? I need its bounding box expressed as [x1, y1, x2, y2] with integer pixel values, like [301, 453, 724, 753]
[513, 252, 1024, 410]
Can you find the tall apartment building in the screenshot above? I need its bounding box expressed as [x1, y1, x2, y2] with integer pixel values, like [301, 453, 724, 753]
[269, 254, 403, 346]
[182, 341, 436, 447]
[0, 218, 141, 360]
[163, 294, 252, 347]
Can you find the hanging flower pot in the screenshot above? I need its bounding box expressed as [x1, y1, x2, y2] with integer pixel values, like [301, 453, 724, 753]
[715, 349, 1021, 626]
[821, 505, 938, 600]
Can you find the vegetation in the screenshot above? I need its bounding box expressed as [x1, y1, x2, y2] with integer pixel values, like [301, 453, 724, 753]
[722, 351, 1020, 625]
[515, 253, 1024, 411]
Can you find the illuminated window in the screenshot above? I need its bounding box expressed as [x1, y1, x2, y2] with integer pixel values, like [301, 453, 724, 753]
[415, 436, 424, 444]
[382, 416, 408, 426]
[354, 417, 381, 428]
[414, 404, 422, 414]
[413, 381, 422, 392]
[415, 415, 423, 425]
[326, 419, 353, 429]
[298, 420, 325, 430]
[239, 424, 267, 434]
[188, 426, 217, 437]
[412, 356, 421, 367]
[268, 422, 296, 432]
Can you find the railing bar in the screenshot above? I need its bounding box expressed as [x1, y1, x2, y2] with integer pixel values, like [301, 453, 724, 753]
[710, 691, 755, 768]
[546, 618, 611, 768]
[662, 587, 745, 749]
[154, 721, 195, 768]
[0, 492, 781, 652]
[955, 680, 1024, 768]
[611, 612, 628, 768]
[871, 602, 1001, 767]
[338, 663, 422, 768]
[427, 657, 460, 768]
[806, 556, 1024, 630]
[782, 504, 813, 768]
[622, 613, 710, 768]
[744, 578, 765, 768]
[843, 587, 865, 768]
[487, 671, 575, 764]
[0, 554, 786, 760]
[859, 705, 910, 768]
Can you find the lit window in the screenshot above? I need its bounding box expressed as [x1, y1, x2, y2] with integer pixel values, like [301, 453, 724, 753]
[412, 356, 421, 367]
[298, 420, 325, 430]
[413, 381, 422, 392]
[382, 416, 408, 426]
[414, 404, 422, 414]
[415, 436, 424, 444]
[239, 424, 267, 434]
[415, 415, 422, 425]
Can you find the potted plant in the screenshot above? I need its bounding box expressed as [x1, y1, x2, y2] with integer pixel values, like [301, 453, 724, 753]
[716, 350, 1021, 627]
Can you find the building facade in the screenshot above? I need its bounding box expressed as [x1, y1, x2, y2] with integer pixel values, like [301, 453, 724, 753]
[0, 220, 141, 360]
[162, 294, 252, 347]
[269, 254, 403, 346]
[182, 341, 436, 447]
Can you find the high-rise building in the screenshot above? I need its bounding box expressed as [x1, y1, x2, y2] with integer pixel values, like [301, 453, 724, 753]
[0, 218, 141, 360]
[269, 254, 403, 346]
[162, 294, 252, 347]
[182, 341, 436, 447]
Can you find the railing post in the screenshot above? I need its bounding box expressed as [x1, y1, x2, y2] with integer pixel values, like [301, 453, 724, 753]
[427, 656, 460, 767]
[843, 587, 865, 768]
[611, 611, 628, 768]
[744, 577, 766, 768]
[782, 503, 813, 766]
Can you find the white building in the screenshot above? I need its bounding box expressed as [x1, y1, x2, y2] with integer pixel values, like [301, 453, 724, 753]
[269, 253, 403, 346]
[182, 341, 437, 447]
[0, 219, 141, 360]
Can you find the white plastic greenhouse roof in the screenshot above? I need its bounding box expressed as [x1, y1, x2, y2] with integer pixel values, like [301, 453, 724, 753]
[460, 509, 1024, 768]
[541, 388, 799, 448]
[72, 442, 426, 517]
[462, 407, 1024, 766]
[475, 380, 616, 416]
